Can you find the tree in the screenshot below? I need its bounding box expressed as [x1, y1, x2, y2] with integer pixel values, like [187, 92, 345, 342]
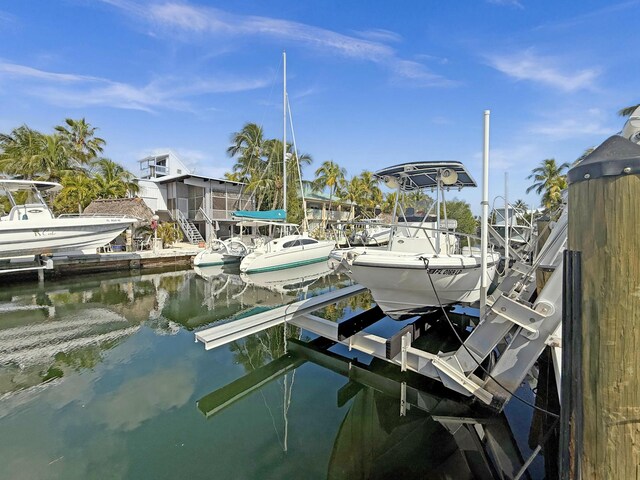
[93, 158, 139, 198]
[54, 118, 105, 165]
[53, 172, 97, 214]
[574, 147, 595, 166]
[526, 158, 569, 210]
[439, 199, 477, 235]
[227, 123, 266, 183]
[0, 125, 43, 177]
[618, 104, 640, 117]
[513, 199, 528, 211]
[312, 160, 346, 214]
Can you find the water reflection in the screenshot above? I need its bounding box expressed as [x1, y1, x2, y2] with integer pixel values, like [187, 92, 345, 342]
[197, 336, 538, 479]
[0, 263, 345, 400]
[0, 265, 557, 479]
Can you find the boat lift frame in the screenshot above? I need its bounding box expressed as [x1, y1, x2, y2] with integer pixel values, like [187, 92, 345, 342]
[195, 205, 568, 412]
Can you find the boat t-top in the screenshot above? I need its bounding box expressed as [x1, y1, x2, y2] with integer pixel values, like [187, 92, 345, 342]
[0, 179, 137, 258]
[331, 161, 500, 319]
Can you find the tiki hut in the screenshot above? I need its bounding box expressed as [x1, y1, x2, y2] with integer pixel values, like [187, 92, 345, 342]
[83, 197, 154, 225]
[83, 198, 155, 249]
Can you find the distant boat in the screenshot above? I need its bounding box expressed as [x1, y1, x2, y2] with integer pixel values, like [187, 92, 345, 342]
[193, 218, 291, 267]
[0, 179, 136, 258]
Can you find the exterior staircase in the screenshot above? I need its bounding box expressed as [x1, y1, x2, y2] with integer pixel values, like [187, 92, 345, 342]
[174, 209, 204, 244]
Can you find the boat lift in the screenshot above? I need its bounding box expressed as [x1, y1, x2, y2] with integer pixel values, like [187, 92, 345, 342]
[195, 207, 567, 411]
[197, 335, 532, 479]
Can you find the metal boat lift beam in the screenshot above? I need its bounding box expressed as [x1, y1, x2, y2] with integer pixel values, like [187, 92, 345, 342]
[195, 284, 366, 350]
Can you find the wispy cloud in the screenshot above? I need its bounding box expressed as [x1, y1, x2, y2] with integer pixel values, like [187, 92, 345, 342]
[486, 0, 524, 8]
[0, 10, 17, 27]
[528, 108, 613, 139]
[534, 0, 639, 31]
[353, 28, 403, 43]
[486, 49, 600, 92]
[0, 60, 268, 112]
[102, 0, 455, 87]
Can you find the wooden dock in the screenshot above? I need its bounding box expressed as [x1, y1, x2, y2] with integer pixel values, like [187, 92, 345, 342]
[0, 245, 202, 281]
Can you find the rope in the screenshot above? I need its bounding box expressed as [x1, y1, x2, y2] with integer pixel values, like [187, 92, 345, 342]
[418, 256, 560, 419]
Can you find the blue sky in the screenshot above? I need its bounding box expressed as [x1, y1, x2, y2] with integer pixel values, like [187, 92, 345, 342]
[1, 0, 638, 212]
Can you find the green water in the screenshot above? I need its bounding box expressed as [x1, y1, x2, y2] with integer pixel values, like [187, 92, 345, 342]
[0, 264, 556, 479]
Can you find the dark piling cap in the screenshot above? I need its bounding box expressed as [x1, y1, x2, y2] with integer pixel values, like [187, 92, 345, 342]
[568, 135, 640, 184]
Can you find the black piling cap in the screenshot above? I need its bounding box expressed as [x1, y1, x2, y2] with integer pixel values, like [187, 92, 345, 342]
[568, 135, 640, 184]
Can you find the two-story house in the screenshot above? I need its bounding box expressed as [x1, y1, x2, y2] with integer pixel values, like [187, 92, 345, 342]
[302, 182, 356, 231]
[136, 151, 253, 243]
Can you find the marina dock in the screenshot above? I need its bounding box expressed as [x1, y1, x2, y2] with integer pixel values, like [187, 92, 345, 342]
[0, 243, 201, 281]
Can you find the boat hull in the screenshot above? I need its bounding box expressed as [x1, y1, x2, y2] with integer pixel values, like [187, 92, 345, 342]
[240, 241, 334, 273]
[343, 251, 500, 319]
[0, 218, 135, 258]
[193, 250, 241, 267]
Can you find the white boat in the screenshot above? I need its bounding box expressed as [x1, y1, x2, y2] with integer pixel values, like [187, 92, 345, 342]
[0, 180, 136, 258]
[237, 52, 335, 273]
[240, 232, 335, 273]
[349, 219, 391, 246]
[332, 161, 500, 319]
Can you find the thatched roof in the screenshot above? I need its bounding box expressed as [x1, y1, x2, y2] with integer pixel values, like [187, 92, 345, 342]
[83, 197, 154, 224]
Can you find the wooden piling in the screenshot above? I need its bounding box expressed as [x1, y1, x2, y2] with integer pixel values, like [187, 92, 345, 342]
[563, 135, 640, 479]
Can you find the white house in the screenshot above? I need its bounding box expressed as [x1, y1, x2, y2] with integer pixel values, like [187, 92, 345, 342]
[136, 151, 253, 243]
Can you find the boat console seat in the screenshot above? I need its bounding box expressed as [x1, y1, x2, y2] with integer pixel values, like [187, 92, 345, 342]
[6, 204, 55, 221]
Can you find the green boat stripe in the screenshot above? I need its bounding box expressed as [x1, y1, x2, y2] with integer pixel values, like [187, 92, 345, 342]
[244, 256, 327, 273]
[195, 258, 241, 267]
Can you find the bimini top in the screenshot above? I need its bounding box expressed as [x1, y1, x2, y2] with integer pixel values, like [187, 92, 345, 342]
[0, 179, 63, 192]
[232, 209, 286, 221]
[374, 161, 476, 191]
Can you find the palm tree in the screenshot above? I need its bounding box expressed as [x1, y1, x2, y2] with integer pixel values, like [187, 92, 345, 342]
[619, 104, 640, 117]
[574, 147, 595, 166]
[0, 125, 47, 178]
[54, 171, 98, 213]
[93, 158, 139, 198]
[55, 118, 105, 165]
[358, 170, 383, 211]
[513, 199, 528, 211]
[227, 123, 265, 183]
[526, 158, 570, 210]
[339, 176, 365, 207]
[312, 160, 346, 214]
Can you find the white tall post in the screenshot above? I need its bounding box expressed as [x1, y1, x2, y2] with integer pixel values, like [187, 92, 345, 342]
[480, 110, 490, 319]
[282, 51, 287, 216]
[436, 178, 442, 254]
[504, 171, 510, 273]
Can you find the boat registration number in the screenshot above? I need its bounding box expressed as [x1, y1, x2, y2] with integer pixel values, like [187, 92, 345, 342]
[429, 268, 462, 275]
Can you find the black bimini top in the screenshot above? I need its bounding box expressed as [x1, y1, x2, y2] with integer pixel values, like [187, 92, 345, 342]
[374, 161, 477, 191]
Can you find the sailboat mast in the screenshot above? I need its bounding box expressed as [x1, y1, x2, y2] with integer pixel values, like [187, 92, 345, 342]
[283, 51, 287, 215]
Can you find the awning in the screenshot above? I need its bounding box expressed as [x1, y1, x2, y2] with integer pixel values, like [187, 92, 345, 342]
[232, 209, 286, 221]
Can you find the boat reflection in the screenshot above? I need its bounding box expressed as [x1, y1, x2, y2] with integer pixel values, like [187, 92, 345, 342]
[186, 262, 346, 330]
[197, 333, 555, 479]
[0, 269, 195, 399]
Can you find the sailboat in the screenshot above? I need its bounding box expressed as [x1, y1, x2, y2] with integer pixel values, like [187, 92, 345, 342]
[331, 161, 500, 319]
[239, 52, 335, 273]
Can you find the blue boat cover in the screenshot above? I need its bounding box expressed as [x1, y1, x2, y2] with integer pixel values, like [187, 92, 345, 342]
[232, 209, 286, 220]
